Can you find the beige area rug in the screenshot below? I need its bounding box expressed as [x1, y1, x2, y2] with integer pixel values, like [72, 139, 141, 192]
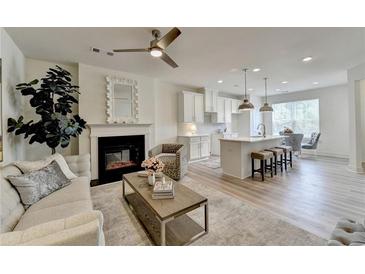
[91, 177, 326, 246]
[198, 157, 221, 169]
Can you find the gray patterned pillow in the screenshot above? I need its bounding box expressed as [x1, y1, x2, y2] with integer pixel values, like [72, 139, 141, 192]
[6, 161, 71, 208]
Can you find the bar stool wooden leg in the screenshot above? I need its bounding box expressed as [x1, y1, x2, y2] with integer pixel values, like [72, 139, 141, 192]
[284, 152, 288, 171]
[290, 151, 293, 168]
[280, 154, 283, 173]
[274, 155, 277, 175]
[251, 158, 254, 178]
[270, 157, 273, 177]
[260, 160, 264, 181]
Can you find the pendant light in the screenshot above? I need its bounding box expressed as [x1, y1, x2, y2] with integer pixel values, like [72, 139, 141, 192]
[238, 68, 254, 111]
[260, 77, 273, 112]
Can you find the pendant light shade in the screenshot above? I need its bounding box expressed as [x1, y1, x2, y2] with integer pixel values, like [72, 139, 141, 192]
[260, 77, 273, 112]
[238, 68, 254, 111]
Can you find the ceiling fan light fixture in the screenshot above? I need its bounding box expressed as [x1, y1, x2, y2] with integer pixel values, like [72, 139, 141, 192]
[150, 48, 162, 57]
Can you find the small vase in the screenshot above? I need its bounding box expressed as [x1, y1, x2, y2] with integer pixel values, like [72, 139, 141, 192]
[148, 173, 155, 186]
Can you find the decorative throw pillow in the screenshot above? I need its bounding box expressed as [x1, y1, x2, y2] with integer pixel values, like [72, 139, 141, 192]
[6, 161, 71, 208]
[45, 153, 77, 180]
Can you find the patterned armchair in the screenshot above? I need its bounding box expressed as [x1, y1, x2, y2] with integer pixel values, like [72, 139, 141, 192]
[148, 144, 188, 180]
[283, 133, 304, 155]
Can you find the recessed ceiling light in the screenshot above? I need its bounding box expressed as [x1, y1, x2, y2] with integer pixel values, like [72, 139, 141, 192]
[253, 68, 261, 72]
[313, 81, 319, 85]
[230, 68, 238, 72]
[248, 88, 254, 91]
[276, 88, 281, 91]
[302, 56, 313, 62]
[217, 80, 223, 84]
[281, 81, 288, 84]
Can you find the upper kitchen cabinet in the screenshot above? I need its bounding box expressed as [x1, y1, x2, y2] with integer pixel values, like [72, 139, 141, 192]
[212, 97, 233, 123]
[203, 88, 218, 112]
[224, 98, 232, 123]
[178, 91, 204, 123]
[231, 99, 241, 114]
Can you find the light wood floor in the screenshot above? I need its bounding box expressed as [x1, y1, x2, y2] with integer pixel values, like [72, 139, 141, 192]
[188, 155, 365, 239]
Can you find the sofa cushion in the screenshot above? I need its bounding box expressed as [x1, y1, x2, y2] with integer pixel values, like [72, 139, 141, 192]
[14, 158, 50, 173]
[45, 153, 77, 180]
[6, 161, 71, 208]
[64, 154, 91, 180]
[1, 165, 25, 233]
[14, 176, 92, 231]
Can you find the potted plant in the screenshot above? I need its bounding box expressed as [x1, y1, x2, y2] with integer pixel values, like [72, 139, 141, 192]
[141, 156, 165, 185]
[7, 66, 87, 154]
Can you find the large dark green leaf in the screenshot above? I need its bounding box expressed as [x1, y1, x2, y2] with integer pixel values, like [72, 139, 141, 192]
[7, 66, 86, 152]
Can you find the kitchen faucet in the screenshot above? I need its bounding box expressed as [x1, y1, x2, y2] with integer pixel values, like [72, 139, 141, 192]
[257, 123, 266, 138]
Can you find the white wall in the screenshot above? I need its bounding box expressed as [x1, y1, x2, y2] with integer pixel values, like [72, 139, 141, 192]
[347, 63, 365, 172]
[360, 80, 365, 165]
[267, 84, 350, 158]
[250, 95, 264, 135]
[23, 58, 79, 160]
[78, 63, 156, 155]
[77, 63, 195, 155]
[0, 28, 26, 165]
[154, 80, 197, 143]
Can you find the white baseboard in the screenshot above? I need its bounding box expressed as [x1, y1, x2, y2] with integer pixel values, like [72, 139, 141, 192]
[301, 149, 349, 159]
[347, 165, 365, 174]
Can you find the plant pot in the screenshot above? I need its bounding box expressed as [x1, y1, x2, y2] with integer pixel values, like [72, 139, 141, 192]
[148, 173, 155, 186]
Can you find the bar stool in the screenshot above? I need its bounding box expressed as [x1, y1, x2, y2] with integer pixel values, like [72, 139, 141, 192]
[251, 151, 274, 181]
[275, 145, 293, 170]
[265, 148, 284, 175]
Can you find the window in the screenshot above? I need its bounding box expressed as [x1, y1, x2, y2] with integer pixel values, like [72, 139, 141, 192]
[272, 99, 319, 138]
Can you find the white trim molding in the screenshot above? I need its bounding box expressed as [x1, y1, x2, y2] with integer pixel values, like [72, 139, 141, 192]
[88, 123, 152, 180]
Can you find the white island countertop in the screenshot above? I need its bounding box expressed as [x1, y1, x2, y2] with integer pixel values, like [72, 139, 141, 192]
[220, 135, 285, 143]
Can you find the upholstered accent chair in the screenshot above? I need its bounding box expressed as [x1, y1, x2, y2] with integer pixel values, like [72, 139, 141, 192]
[283, 133, 304, 155]
[328, 218, 365, 246]
[148, 144, 187, 180]
[302, 132, 321, 150]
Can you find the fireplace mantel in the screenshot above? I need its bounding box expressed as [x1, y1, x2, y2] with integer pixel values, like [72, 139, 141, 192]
[88, 123, 152, 180]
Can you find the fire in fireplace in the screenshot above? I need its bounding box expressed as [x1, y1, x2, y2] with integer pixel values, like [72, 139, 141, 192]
[98, 135, 145, 184]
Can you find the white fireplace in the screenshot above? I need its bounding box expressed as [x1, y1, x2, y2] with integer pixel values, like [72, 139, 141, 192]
[88, 123, 152, 180]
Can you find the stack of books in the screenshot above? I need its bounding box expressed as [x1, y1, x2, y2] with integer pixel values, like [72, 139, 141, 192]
[152, 179, 175, 200]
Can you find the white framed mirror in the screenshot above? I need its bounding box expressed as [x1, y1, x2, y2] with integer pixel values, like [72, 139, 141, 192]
[106, 76, 139, 124]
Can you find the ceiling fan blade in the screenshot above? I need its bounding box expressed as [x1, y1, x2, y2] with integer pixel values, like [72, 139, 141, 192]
[156, 27, 181, 49]
[113, 48, 149, 53]
[160, 52, 178, 68]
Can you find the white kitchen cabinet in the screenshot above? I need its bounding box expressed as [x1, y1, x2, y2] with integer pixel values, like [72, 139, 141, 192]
[211, 97, 225, 123]
[224, 98, 232, 123]
[211, 132, 239, 156]
[203, 89, 218, 112]
[178, 135, 210, 162]
[178, 91, 204, 123]
[211, 133, 223, 155]
[190, 142, 201, 160]
[231, 99, 241, 114]
[194, 94, 204, 123]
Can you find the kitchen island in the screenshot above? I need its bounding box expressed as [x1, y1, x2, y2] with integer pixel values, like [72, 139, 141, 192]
[220, 136, 285, 179]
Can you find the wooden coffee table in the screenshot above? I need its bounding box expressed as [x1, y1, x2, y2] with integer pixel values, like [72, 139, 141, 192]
[122, 172, 208, 246]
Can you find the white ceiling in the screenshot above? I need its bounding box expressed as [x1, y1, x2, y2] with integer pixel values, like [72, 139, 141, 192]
[6, 27, 365, 96]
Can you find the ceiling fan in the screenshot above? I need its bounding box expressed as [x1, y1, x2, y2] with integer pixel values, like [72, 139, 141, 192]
[113, 27, 181, 68]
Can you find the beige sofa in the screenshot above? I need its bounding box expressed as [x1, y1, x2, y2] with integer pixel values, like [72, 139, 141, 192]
[0, 154, 105, 246]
